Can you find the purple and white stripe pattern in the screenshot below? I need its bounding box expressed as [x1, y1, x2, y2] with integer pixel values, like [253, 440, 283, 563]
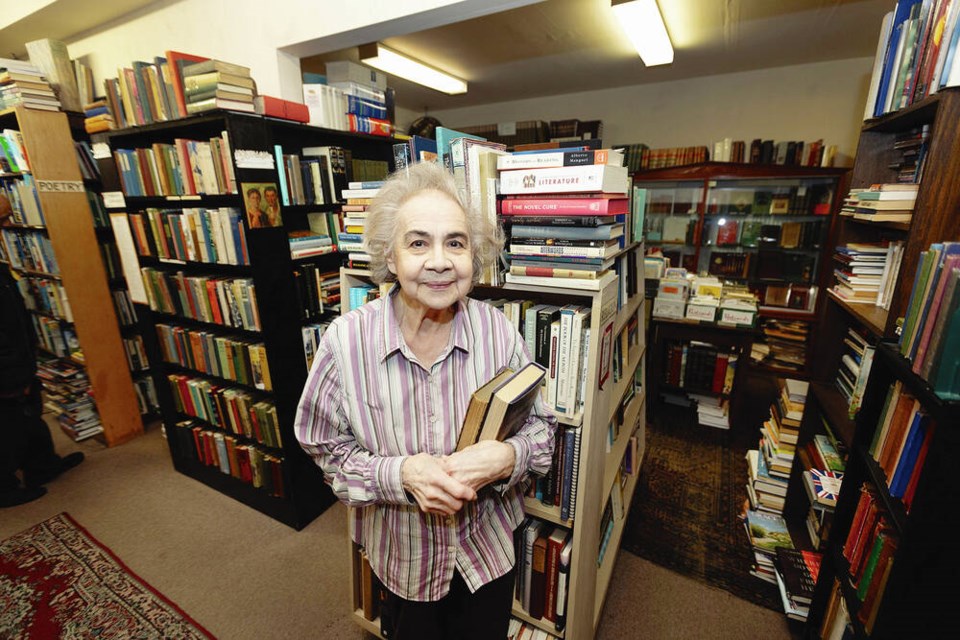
[295, 288, 556, 601]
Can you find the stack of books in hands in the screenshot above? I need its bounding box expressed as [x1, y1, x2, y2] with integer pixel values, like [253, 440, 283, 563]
[0, 58, 61, 111]
[183, 59, 256, 114]
[498, 146, 629, 291]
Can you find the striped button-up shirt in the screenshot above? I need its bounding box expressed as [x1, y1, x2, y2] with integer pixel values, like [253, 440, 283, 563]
[295, 288, 557, 601]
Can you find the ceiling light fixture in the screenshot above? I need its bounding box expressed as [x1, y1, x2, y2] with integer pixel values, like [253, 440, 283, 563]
[611, 0, 674, 67]
[359, 43, 467, 95]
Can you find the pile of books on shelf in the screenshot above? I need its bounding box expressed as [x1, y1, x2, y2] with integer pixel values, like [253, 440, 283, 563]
[37, 356, 103, 441]
[891, 125, 930, 182]
[287, 229, 334, 259]
[841, 183, 918, 223]
[83, 98, 115, 134]
[304, 61, 392, 136]
[772, 547, 822, 622]
[864, 0, 960, 120]
[837, 325, 876, 416]
[639, 145, 709, 170]
[660, 337, 736, 428]
[112, 133, 238, 197]
[830, 241, 903, 308]
[756, 318, 809, 371]
[745, 448, 788, 515]
[0, 58, 61, 111]
[497, 145, 629, 292]
[898, 241, 960, 398]
[183, 59, 256, 115]
[760, 378, 806, 489]
[335, 180, 381, 265]
[652, 270, 759, 328]
[127, 207, 248, 265]
[515, 519, 572, 634]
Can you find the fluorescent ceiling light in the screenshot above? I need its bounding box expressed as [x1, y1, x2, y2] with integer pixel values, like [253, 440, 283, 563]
[611, 0, 674, 67]
[359, 43, 467, 95]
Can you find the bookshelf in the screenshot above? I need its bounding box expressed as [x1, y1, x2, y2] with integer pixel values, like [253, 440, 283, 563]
[803, 343, 960, 637]
[794, 87, 960, 637]
[0, 105, 142, 446]
[95, 110, 394, 529]
[633, 162, 848, 376]
[342, 238, 647, 638]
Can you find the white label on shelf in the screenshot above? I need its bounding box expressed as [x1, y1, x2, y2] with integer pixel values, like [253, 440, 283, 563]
[159, 257, 187, 265]
[91, 143, 112, 159]
[180, 195, 202, 201]
[37, 179, 84, 193]
[497, 121, 517, 137]
[102, 191, 126, 208]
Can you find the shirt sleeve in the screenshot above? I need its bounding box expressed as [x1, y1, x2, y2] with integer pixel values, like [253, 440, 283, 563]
[294, 324, 413, 508]
[492, 325, 558, 493]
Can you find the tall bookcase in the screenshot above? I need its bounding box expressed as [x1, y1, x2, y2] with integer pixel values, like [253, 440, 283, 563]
[0, 105, 142, 446]
[803, 343, 959, 637]
[791, 87, 960, 636]
[95, 110, 394, 529]
[633, 162, 848, 377]
[342, 239, 647, 639]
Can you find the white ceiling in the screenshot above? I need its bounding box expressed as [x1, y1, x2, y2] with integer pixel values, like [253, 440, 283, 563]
[1, 0, 892, 114]
[301, 0, 892, 112]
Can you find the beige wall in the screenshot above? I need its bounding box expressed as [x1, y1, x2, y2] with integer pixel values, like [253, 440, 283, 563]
[417, 57, 874, 165]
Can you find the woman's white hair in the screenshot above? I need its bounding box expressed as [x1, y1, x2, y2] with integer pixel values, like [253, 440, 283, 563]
[363, 161, 504, 285]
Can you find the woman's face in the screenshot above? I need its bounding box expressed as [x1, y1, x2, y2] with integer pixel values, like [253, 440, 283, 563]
[248, 191, 261, 209]
[388, 189, 474, 312]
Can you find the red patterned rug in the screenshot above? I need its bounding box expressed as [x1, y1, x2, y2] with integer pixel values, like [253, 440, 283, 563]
[0, 512, 214, 639]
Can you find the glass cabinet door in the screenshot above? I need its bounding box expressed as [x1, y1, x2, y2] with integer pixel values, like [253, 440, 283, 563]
[699, 176, 835, 314]
[634, 179, 703, 273]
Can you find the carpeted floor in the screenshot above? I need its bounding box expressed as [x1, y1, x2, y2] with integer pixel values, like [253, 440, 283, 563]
[0, 512, 214, 639]
[621, 395, 784, 613]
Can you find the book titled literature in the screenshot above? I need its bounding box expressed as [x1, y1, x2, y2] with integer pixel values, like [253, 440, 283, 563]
[499, 164, 629, 196]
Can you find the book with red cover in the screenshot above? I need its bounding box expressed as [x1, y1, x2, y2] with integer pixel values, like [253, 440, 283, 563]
[716, 220, 740, 245]
[500, 196, 629, 215]
[543, 528, 568, 622]
[165, 50, 209, 118]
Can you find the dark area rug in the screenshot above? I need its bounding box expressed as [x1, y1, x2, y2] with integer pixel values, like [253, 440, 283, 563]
[0, 512, 214, 639]
[622, 375, 784, 613]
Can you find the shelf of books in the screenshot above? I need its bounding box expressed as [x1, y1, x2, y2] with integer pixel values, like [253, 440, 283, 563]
[344, 135, 647, 640]
[94, 108, 392, 529]
[1, 105, 142, 445]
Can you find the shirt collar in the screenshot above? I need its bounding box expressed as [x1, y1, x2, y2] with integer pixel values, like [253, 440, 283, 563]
[379, 284, 471, 363]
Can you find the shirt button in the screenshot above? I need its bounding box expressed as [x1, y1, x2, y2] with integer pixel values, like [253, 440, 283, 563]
[430, 414, 438, 423]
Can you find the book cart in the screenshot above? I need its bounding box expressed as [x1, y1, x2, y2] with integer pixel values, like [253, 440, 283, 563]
[0, 105, 142, 446]
[341, 235, 647, 638]
[95, 110, 393, 529]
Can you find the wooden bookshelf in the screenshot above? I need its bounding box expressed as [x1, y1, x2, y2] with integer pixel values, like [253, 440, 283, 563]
[2, 106, 142, 446]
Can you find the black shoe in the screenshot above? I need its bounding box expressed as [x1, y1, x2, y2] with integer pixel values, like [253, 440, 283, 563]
[0, 486, 47, 507]
[25, 452, 85, 488]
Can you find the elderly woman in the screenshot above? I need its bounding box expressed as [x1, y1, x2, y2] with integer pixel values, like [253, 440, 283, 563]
[295, 161, 556, 639]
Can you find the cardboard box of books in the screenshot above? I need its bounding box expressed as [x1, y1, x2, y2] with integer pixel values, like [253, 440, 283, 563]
[653, 297, 685, 319]
[693, 276, 723, 299]
[686, 296, 720, 323]
[718, 307, 756, 327]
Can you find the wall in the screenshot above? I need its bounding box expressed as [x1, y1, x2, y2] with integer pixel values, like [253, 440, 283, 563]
[420, 57, 874, 165]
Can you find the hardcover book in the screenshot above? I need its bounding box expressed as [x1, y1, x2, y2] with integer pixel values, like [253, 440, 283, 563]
[455, 367, 516, 451]
[461, 362, 546, 449]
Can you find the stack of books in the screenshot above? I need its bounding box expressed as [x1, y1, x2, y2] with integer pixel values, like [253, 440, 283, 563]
[37, 356, 103, 442]
[759, 378, 806, 482]
[773, 547, 822, 622]
[742, 508, 795, 584]
[497, 147, 629, 291]
[182, 59, 256, 114]
[757, 318, 809, 371]
[843, 183, 918, 223]
[287, 229, 334, 259]
[831, 241, 903, 307]
[336, 181, 381, 266]
[82, 99, 115, 134]
[745, 448, 789, 514]
[304, 61, 392, 136]
[0, 58, 61, 111]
